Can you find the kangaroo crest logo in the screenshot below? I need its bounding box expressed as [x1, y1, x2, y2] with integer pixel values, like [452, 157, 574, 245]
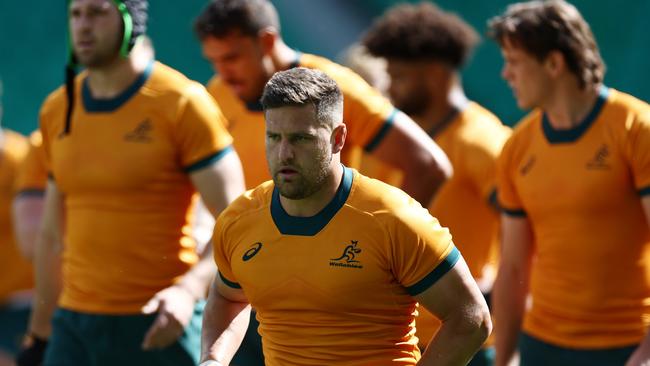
[330, 240, 363, 269]
[586, 144, 611, 170]
[124, 119, 153, 143]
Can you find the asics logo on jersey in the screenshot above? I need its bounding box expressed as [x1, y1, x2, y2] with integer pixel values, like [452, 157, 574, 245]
[329, 240, 363, 269]
[243, 242, 263, 261]
[519, 156, 536, 176]
[586, 144, 611, 170]
[124, 119, 153, 143]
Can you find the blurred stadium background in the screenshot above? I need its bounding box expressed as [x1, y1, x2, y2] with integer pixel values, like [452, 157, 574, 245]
[1, 0, 648, 135]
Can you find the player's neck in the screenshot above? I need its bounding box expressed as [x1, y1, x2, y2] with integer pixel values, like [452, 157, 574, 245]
[279, 163, 344, 217]
[543, 80, 601, 130]
[416, 82, 468, 134]
[85, 53, 149, 99]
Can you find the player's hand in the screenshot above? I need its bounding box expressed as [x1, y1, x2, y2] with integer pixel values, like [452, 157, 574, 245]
[15, 334, 48, 366]
[141, 284, 196, 350]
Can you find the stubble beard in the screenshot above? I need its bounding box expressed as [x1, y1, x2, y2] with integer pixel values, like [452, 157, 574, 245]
[274, 152, 333, 200]
[75, 38, 122, 69]
[394, 90, 429, 117]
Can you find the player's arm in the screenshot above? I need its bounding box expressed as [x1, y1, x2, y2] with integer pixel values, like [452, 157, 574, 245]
[12, 191, 45, 260]
[200, 275, 251, 365]
[625, 197, 650, 366]
[371, 111, 451, 206]
[493, 214, 534, 366]
[178, 150, 245, 298]
[142, 150, 245, 350]
[15, 180, 64, 366]
[182, 149, 245, 295]
[28, 180, 64, 337]
[416, 255, 492, 366]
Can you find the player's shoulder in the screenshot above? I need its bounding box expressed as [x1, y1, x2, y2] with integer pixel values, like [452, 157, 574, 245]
[145, 61, 211, 100]
[206, 74, 227, 95]
[463, 102, 506, 129]
[456, 102, 512, 147]
[217, 180, 275, 228]
[348, 170, 428, 223]
[40, 84, 69, 120]
[503, 109, 541, 148]
[300, 53, 373, 92]
[41, 70, 91, 116]
[205, 75, 244, 116]
[604, 88, 650, 124]
[1, 129, 29, 162]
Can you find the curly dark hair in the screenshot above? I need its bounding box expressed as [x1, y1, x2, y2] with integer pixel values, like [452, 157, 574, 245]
[194, 0, 280, 40]
[362, 2, 479, 69]
[488, 0, 605, 89]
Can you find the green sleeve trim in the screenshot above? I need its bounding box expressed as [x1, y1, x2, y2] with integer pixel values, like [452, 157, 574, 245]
[638, 185, 650, 197]
[218, 271, 241, 289]
[406, 246, 460, 296]
[16, 189, 46, 198]
[184, 145, 234, 173]
[363, 108, 397, 153]
[500, 206, 527, 217]
[487, 189, 499, 211]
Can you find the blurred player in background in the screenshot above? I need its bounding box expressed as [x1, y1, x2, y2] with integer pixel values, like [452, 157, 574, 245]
[339, 43, 390, 97]
[339, 44, 403, 187]
[12, 131, 47, 262]
[489, 1, 650, 365]
[200, 67, 491, 366]
[16, 0, 245, 365]
[0, 81, 34, 366]
[363, 4, 511, 364]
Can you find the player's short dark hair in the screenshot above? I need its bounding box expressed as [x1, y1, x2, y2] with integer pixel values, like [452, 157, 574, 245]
[488, 0, 605, 89]
[261, 68, 343, 127]
[194, 0, 280, 40]
[362, 2, 479, 69]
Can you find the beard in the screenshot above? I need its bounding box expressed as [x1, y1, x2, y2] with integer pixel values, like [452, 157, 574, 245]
[393, 91, 430, 116]
[271, 150, 333, 200]
[74, 39, 122, 68]
[394, 94, 430, 116]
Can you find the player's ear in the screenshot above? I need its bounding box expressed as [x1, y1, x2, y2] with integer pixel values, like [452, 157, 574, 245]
[331, 123, 347, 154]
[258, 28, 277, 55]
[544, 50, 565, 78]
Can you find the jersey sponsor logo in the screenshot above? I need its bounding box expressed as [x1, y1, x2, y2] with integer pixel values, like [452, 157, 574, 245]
[586, 144, 611, 170]
[330, 240, 363, 269]
[519, 155, 536, 176]
[243, 242, 263, 261]
[124, 119, 153, 143]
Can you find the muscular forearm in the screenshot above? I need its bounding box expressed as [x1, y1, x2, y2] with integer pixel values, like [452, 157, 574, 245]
[29, 233, 62, 337]
[200, 289, 251, 364]
[12, 195, 45, 260]
[493, 267, 528, 366]
[418, 310, 491, 365]
[176, 248, 217, 301]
